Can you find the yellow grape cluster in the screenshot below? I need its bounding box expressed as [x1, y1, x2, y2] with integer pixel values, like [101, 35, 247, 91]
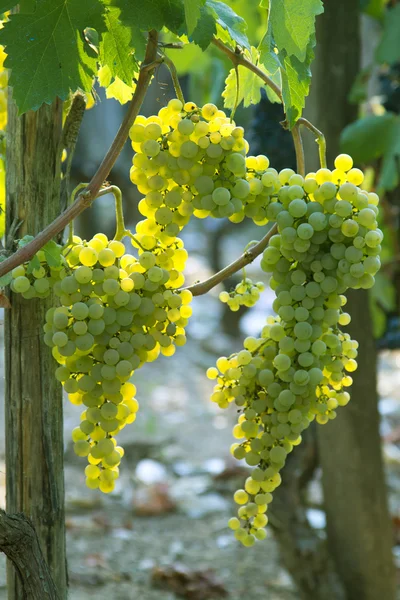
[207, 154, 382, 545]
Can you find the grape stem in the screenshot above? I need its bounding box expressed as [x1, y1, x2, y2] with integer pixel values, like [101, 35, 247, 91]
[184, 223, 278, 297]
[0, 30, 160, 278]
[112, 186, 126, 241]
[161, 54, 185, 105]
[110, 185, 146, 249]
[67, 182, 88, 245]
[211, 38, 283, 101]
[291, 124, 305, 177]
[297, 118, 327, 169]
[211, 38, 325, 174]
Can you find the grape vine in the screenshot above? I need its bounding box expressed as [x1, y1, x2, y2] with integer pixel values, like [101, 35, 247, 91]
[1, 31, 383, 547]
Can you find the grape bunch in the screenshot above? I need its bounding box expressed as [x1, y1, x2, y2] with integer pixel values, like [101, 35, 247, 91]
[11, 230, 192, 492]
[219, 277, 265, 311]
[208, 154, 382, 545]
[129, 98, 282, 233]
[44, 233, 193, 491]
[10, 241, 67, 299]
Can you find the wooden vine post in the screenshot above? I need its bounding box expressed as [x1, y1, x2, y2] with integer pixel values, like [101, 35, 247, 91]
[4, 96, 67, 598]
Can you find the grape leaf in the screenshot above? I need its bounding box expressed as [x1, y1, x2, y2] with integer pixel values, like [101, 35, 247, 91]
[280, 37, 314, 128]
[110, 0, 185, 34]
[0, 271, 12, 287]
[130, 26, 146, 62]
[26, 254, 40, 273]
[17, 235, 35, 248]
[0, 0, 36, 11]
[259, 25, 281, 75]
[222, 46, 279, 110]
[270, 0, 323, 62]
[100, 6, 137, 84]
[0, 2, 16, 10]
[98, 64, 136, 103]
[184, 0, 204, 35]
[107, 77, 136, 103]
[376, 4, 400, 65]
[42, 240, 63, 267]
[207, 0, 249, 50]
[0, 0, 107, 114]
[191, 4, 217, 50]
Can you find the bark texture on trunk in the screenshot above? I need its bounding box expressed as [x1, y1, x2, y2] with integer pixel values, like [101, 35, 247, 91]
[0, 510, 60, 600]
[5, 96, 67, 599]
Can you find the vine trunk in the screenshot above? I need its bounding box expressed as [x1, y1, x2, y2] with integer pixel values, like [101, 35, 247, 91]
[4, 96, 67, 598]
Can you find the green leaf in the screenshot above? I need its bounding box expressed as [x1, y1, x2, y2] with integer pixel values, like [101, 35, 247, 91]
[20, 0, 37, 11]
[26, 254, 40, 273]
[222, 46, 280, 110]
[191, 4, 217, 49]
[207, 0, 250, 49]
[98, 63, 137, 103]
[0, 0, 107, 114]
[0, 2, 16, 11]
[100, 6, 137, 84]
[130, 27, 146, 62]
[42, 240, 62, 267]
[0, 269, 12, 287]
[280, 37, 314, 128]
[340, 113, 396, 163]
[110, 0, 185, 34]
[259, 0, 270, 8]
[376, 4, 400, 65]
[340, 113, 400, 192]
[17, 235, 34, 248]
[270, 0, 323, 61]
[184, 0, 204, 35]
[106, 76, 136, 103]
[259, 25, 281, 75]
[0, 0, 36, 13]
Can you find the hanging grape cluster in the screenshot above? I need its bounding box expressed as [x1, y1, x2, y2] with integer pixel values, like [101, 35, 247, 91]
[208, 154, 382, 546]
[9, 99, 382, 544]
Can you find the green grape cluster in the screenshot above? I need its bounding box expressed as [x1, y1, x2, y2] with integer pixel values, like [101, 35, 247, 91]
[219, 277, 264, 311]
[208, 154, 382, 546]
[43, 233, 192, 492]
[10, 243, 67, 298]
[10, 229, 193, 493]
[129, 98, 281, 230]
